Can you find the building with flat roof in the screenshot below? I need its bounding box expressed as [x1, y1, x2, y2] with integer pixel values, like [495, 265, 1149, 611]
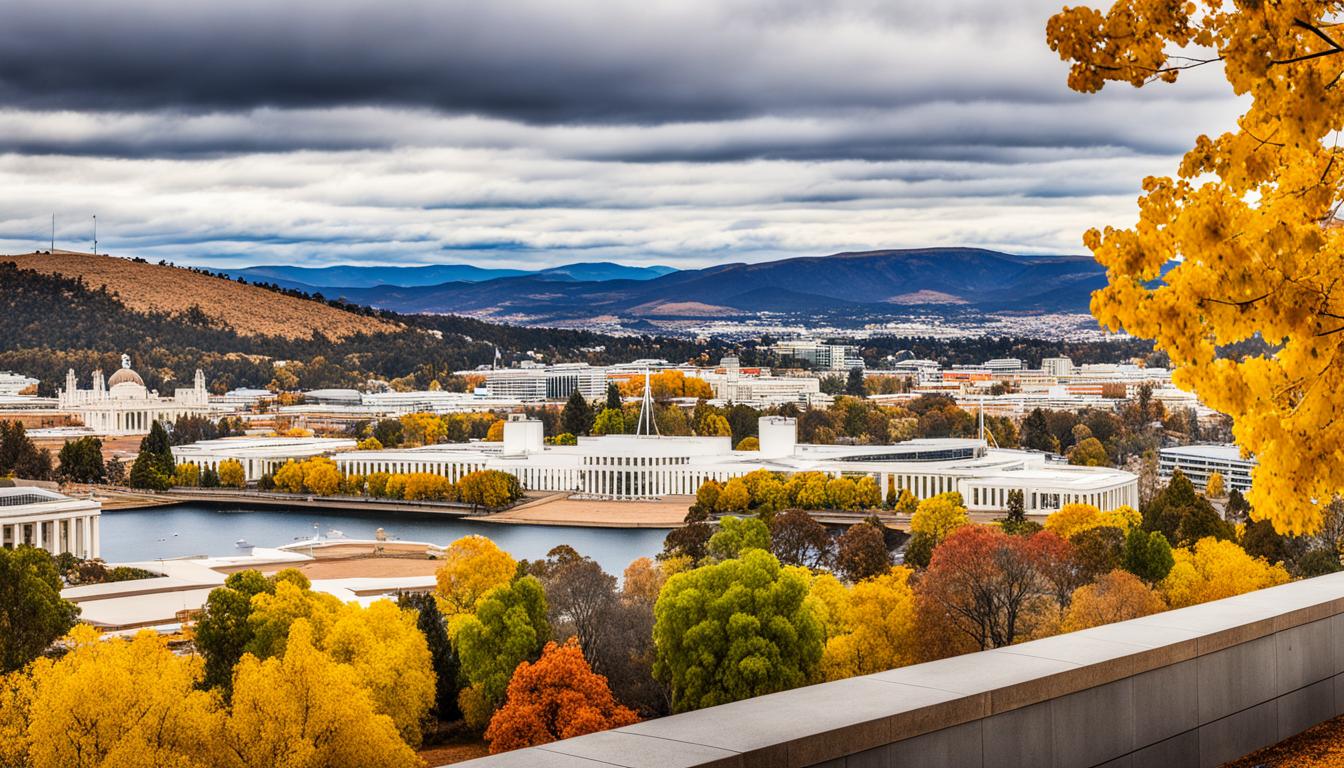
[325, 416, 1137, 513]
[771, 340, 864, 371]
[1159, 444, 1255, 492]
[0, 486, 100, 558]
[171, 436, 358, 482]
[484, 363, 608, 401]
[0, 372, 38, 396]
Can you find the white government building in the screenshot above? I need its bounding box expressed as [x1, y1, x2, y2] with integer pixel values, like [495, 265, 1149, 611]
[180, 413, 1138, 514]
[0, 487, 101, 558]
[59, 355, 215, 435]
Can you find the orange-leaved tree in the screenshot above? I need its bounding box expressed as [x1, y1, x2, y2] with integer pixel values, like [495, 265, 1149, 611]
[484, 639, 638, 754]
[1048, 0, 1344, 534]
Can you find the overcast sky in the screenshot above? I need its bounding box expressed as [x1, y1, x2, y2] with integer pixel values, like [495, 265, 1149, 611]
[0, 0, 1240, 270]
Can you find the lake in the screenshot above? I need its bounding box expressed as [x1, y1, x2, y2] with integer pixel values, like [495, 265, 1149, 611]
[99, 503, 668, 576]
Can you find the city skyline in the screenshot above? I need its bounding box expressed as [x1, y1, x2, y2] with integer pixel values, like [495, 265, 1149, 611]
[0, 0, 1240, 270]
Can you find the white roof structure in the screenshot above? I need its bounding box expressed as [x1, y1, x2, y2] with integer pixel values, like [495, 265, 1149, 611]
[0, 486, 101, 559]
[328, 417, 1138, 514]
[171, 436, 357, 481]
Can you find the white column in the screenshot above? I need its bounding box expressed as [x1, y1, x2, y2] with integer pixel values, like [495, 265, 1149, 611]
[91, 516, 100, 560]
[82, 516, 92, 559]
[33, 520, 43, 552]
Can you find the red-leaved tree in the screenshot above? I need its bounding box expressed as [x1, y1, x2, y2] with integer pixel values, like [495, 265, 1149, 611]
[918, 526, 1055, 650]
[484, 639, 638, 754]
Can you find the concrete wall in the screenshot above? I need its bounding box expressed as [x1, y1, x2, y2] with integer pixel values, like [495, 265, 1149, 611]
[451, 572, 1344, 768]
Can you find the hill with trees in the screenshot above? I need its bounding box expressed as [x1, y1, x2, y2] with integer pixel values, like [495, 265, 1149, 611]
[0, 259, 709, 396]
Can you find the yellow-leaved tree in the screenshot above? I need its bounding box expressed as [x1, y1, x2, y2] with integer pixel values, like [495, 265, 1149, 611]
[223, 620, 421, 768]
[1048, 0, 1344, 533]
[821, 566, 918, 681]
[246, 580, 435, 744]
[2, 625, 221, 768]
[434, 534, 518, 622]
[1161, 537, 1290, 608]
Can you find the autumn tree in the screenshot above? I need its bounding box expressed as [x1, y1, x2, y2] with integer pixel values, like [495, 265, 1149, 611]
[1047, 0, 1344, 534]
[458, 469, 523, 510]
[1205, 472, 1226, 499]
[769, 509, 834, 569]
[1061, 570, 1166, 632]
[835, 520, 892, 582]
[919, 526, 1054, 649]
[434, 534, 517, 621]
[3, 625, 221, 768]
[217, 458, 245, 488]
[484, 639, 638, 753]
[527, 547, 618, 672]
[821, 566, 918, 680]
[1162, 538, 1291, 609]
[653, 549, 822, 712]
[224, 620, 421, 768]
[0, 547, 80, 673]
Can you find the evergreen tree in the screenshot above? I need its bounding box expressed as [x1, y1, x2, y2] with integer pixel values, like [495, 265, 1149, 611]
[845, 367, 866, 398]
[57, 436, 105, 483]
[1021, 408, 1057, 452]
[605, 382, 623, 411]
[398, 592, 462, 722]
[561, 389, 594, 437]
[128, 420, 175, 490]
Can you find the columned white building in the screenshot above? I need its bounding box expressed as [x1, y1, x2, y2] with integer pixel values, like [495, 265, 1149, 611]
[171, 436, 358, 482]
[0, 487, 101, 559]
[326, 415, 1139, 513]
[58, 355, 214, 435]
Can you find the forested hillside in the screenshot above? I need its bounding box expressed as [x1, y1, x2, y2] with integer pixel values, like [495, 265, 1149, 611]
[0, 261, 705, 395]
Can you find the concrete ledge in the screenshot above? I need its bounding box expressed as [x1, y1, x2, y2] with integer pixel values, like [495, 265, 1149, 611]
[451, 573, 1344, 768]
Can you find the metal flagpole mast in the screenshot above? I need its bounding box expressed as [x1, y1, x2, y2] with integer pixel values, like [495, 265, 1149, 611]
[92, 215, 97, 256]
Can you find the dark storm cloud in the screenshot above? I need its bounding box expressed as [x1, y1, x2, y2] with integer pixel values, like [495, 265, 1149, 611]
[0, 0, 1210, 124]
[0, 0, 1244, 267]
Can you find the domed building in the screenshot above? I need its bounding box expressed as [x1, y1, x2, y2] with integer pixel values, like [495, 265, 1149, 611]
[58, 354, 214, 435]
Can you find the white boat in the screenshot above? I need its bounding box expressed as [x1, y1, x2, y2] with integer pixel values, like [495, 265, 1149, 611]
[235, 538, 252, 548]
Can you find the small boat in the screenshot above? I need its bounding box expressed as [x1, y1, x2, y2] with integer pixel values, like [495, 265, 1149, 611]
[235, 538, 252, 548]
[326, 529, 345, 538]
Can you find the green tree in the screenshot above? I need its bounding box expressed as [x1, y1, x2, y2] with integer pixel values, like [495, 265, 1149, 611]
[707, 516, 770, 560]
[128, 421, 175, 490]
[653, 549, 822, 712]
[1122, 528, 1175, 584]
[1144, 471, 1234, 547]
[605, 382, 623, 411]
[1021, 408, 1058, 453]
[0, 546, 81, 672]
[194, 569, 274, 691]
[397, 592, 462, 722]
[453, 575, 551, 716]
[845, 367, 866, 398]
[591, 408, 626, 436]
[561, 390, 594, 437]
[56, 436, 105, 483]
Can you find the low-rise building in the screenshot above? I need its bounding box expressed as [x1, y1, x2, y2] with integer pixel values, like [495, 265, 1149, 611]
[1159, 444, 1255, 493]
[484, 363, 608, 401]
[329, 415, 1137, 513]
[0, 372, 38, 396]
[0, 486, 100, 558]
[171, 436, 358, 482]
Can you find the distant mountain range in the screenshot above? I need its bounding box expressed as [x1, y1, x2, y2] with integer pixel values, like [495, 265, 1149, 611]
[241, 248, 1107, 323]
[224, 261, 677, 291]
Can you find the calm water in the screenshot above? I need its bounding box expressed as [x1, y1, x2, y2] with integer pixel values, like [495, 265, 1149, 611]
[100, 503, 667, 576]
